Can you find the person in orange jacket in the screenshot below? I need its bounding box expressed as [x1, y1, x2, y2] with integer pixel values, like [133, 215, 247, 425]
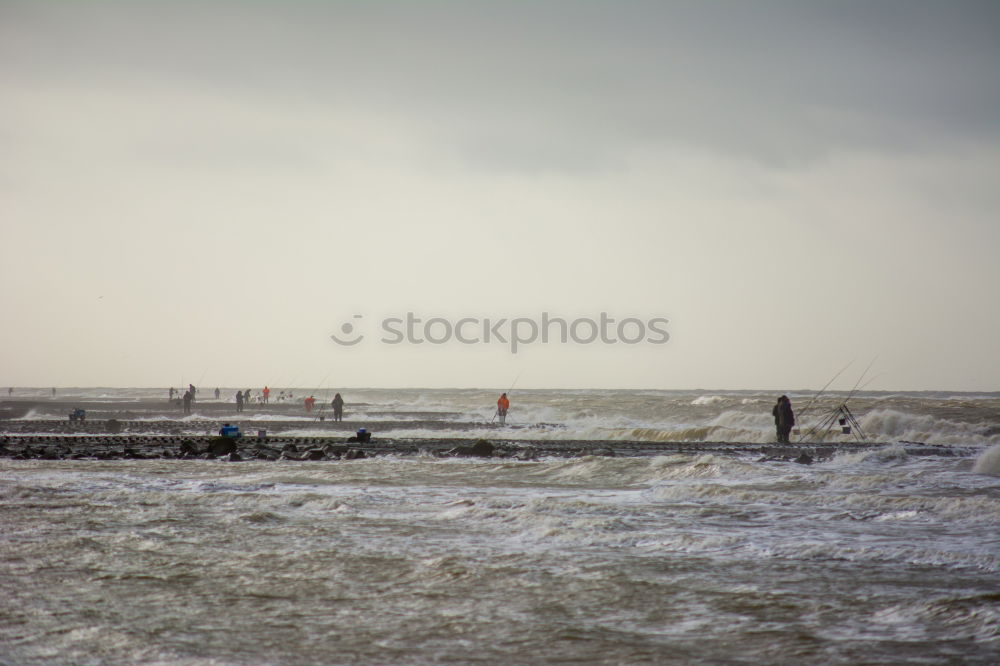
[304, 395, 316, 413]
[262, 386, 270, 404]
[496, 392, 510, 425]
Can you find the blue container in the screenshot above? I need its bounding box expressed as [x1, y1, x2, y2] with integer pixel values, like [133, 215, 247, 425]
[220, 425, 242, 438]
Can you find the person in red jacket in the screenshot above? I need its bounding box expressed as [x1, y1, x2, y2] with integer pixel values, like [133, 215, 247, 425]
[304, 395, 316, 413]
[262, 386, 270, 404]
[497, 392, 510, 425]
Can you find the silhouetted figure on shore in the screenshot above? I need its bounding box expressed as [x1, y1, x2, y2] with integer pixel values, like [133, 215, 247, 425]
[169, 387, 175, 400]
[183, 390, 193, 415]
[331, 393, 344, 421]
[51, 388, 56, 397]
[772, 395, 795, 443]
[189, 384, 196, 403]
[235, 390, 244, 413]
[214, 387, 220, 400]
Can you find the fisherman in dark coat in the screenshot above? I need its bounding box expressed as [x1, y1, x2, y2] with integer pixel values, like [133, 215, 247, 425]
[772, 395, 795, 443]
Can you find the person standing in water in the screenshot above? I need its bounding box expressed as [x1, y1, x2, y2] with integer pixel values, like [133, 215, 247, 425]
[772, 395, 795, 443]
[235, 390, 244, 413]
[182, 389, 193, 415]
[496, 392, 510, 426]
[331, 393, 344, 421]
[262, 386, 270, 404]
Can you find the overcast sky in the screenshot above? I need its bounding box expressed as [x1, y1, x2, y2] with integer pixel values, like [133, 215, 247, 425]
[1, 1, 998, 391]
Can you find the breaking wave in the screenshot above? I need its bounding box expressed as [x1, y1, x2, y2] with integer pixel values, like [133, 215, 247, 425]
[972, 445, 1000, 476]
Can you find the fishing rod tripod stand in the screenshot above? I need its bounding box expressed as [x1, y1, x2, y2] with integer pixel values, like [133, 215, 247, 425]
[802, 403, 870, 445]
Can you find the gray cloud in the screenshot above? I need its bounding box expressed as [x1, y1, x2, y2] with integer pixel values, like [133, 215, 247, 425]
[3, 1, 998, 173]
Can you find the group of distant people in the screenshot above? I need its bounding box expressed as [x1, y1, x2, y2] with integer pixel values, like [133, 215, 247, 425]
[235, 387, 283, 411]
[15, 386, 512, 432]
[228, 388, 346, 420]
[239, 386, 305, 408]
[165, 384, 230, 415]
[157, 385, 794, 442]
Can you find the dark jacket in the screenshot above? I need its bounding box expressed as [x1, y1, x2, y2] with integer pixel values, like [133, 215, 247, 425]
[778, 400, 795, 427]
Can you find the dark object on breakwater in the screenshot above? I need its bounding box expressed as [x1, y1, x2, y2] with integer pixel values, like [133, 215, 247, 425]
[207, 437, 238, 457]
[179, 440, 200, 457]
[446, 439, 494, 458]
[69, 408, 86, 422]
[347, 428, 372, 444]
[177, 437, 237, 459]
[219, 424, 241, 438]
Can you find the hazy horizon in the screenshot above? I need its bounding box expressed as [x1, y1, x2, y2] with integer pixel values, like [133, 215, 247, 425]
[2, 1, 998, 391]
[6, 385, 999, 397]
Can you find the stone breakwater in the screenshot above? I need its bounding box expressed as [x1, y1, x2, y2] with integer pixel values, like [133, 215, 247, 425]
[0, 418, 508, 436]
[0, 433, 968, 463]
[0, 399, 977, 463]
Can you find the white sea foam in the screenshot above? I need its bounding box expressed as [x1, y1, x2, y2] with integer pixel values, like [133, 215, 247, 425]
[3, 446, 998, 664]
[971, 445, 1000, 476]
[691, 395, 726, 406]
[859, 409, 999, 446]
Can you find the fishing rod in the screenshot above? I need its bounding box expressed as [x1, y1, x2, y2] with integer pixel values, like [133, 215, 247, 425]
[259, 370, 298, 406]
[833, 357, 878, 444]
[282, 373, 301, 401]
[802, 357, 878, 443]
[250, 375, 278, 407]
[858, 374, 881, 392]
[794, 359, 854, 426]
[490, 370, 523, 425]
[312, 369, 334, 420]
[194, 368, 209, 402]
[842, 356, 878, 406]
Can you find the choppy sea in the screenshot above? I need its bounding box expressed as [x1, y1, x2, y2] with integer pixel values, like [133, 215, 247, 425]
[2, 388, 998, 663]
